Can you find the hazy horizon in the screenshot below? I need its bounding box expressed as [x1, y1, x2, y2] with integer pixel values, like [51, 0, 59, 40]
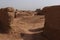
[0, 0, 60, 10]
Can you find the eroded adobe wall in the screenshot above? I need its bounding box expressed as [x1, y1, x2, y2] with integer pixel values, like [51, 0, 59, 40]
[7, 7, 15, 24]
[0, 7, 15, 33]
[43, 5, 60, 40]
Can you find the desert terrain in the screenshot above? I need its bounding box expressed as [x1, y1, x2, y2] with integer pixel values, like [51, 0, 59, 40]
[0, 5, 60, 40]
[0, 7, 45, 40]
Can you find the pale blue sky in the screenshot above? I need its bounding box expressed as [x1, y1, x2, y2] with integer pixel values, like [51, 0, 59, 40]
[0, 0, 60, 10]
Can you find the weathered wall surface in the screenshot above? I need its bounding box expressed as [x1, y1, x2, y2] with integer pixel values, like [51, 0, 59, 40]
[0, 7, 15, 33]
[7, 7, 15, 24]
[43, 5, 60, 40]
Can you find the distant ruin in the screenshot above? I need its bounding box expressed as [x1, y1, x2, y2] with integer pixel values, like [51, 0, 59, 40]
[35, 9, 44, 15]
[15, 10, 37, 18]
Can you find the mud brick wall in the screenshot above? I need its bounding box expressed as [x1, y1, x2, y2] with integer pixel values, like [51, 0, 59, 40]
[7, 7, 15, 24]
[43, 6, 60, 40]
[0, 7, 15, 33]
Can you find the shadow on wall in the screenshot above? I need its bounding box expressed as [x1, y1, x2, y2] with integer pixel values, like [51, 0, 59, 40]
[0, 21, 11, 34]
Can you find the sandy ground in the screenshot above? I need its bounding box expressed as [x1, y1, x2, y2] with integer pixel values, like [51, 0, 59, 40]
[12, 16, 45, 34]
[0, 15, 45, 40]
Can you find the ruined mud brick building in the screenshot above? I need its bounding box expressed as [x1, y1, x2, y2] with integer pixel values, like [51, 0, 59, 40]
[15, 10, 37, 18]
[0, 7, 37, 34]
[35, 9, 44, 15]
[27, 5, 60, 40]
[0, 5, 60, 40]
[0, 7, 15, 33]
[42, 5, 60, 40]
